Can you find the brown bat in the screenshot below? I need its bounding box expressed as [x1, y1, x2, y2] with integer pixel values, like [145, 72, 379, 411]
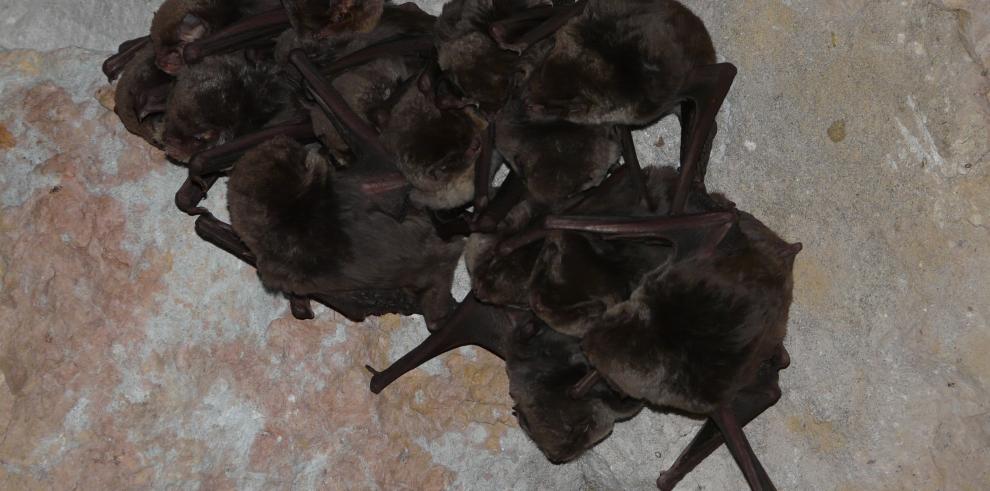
[378, 69, 489, 210]
[495, 99, 621, 206]
[150, 0, 281, 74]
[364, 294, 641, 464]
[224, 135, 462, 326]
[560, 205, 800, 489]
[112, 43, 173, 149]
[162, 54, 302, 162]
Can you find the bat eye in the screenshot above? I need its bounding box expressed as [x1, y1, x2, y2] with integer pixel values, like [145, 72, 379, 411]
[194, 130, 217, 143]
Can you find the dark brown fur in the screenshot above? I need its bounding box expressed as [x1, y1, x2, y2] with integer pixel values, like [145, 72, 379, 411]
[227, 136, 463, 325]
[521, 0, 716, 125]
[507, 324, 642, 464]
[150, 0, 279, 74]
[113, 44, 172, 149]
[282, 0, 385, 39]
[495, 100, 621, 205]
[581, 209, 797, 414]
[435, 0, 551, 113]
[379, 78, 487, 209]
[163, 54, 299, 162]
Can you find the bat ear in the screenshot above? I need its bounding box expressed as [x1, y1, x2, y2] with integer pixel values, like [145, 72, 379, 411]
[178, 14, 209, 43]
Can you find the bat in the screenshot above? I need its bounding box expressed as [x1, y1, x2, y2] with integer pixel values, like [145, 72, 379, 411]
[378, 69, 488, 210]
[518, 0, 736, 209]
[162, 54, 302, 162]
[224, 135, 463, 327]
[434, 0, 552, 114]
[572, 207, 800, 489]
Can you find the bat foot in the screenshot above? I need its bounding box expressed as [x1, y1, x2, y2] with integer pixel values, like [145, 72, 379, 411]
[289, 295, 315, 320]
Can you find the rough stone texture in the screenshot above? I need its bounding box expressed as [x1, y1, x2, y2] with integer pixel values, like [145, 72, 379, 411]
[1, 1, 989, 489]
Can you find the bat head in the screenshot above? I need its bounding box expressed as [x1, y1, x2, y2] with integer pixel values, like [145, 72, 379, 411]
[380, 83, 487, 209]
[283, 0, 385, 39]
[150, 0, 236, 74]
[528, 233, 629, 337]
[508, 326, 637, 464]
[163, 55, 289, 162]
[496, 104, 620, 204]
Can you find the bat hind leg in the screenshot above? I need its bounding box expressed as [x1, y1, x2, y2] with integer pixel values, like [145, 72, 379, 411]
[671, 63, 737, 214]
[366, 295, 516, 394]
[656, 346, 788, 491]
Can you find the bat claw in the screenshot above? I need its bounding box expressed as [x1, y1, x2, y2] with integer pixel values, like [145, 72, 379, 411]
[365, 364, 381, 376]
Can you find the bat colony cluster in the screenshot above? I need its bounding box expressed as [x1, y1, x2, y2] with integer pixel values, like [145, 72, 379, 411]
[103, 0, 802, 488]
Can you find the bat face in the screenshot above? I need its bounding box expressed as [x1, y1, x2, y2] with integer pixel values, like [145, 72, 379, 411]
[151, 0, 232, 74]
[466, 233, 543, 308]
[163, 55, 291, 162]
[508, 326, 638, 464]
[380, 84, 487, 209]
[113, 44, 173, 149]
[495, 102, 620, 204]
[283, 0, 385, 39]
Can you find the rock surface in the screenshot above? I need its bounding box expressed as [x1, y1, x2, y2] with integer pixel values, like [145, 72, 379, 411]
[1, 1, 989, 489]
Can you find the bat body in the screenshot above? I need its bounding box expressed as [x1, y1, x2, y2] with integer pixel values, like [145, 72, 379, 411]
[150, 0, 281, 74]
[581, 209, 798, 415]
[113, 43, 173, 149]
[495, 99, 621, 206]
[163, 54, 301, 162]
[226, 136, 462, 326]
[521, 0, 715, 126]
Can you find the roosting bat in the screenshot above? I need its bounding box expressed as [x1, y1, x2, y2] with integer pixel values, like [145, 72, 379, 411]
[113, 43, 173, 149]
[520, 0, 736, 203]
[150, 0, 281, 74]
[225, 136, 463, 326]
[162, 54, 302, 162]
[495, 99, 621, 206]
[572, 208, 800, 489]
